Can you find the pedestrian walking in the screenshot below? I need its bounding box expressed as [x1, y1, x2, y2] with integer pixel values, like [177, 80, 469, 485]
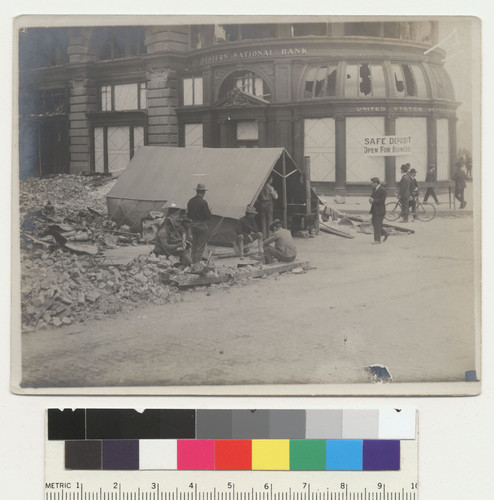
[257, 176, 278, 238]
[186, 183, 212, 263]
[369, 177, 388, 244]
[452, 161, 467, 209]
[423, 164, 440, 204]
[409, 168, 419, 220]
[398, 163, 412, 222]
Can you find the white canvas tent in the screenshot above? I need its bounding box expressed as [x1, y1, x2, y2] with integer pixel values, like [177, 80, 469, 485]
[106, 146, 318, 245]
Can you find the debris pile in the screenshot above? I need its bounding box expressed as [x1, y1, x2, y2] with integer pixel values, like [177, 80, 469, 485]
[19, 175, 308, 331]
[19, 175, 185, 330]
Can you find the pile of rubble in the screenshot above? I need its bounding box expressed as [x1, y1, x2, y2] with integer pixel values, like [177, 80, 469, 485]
[19, 175, 185, 330]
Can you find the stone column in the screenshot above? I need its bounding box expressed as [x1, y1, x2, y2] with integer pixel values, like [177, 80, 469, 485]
[66, 28, 98, 174]
[144, 26, 189, 146]
[68, 78, 98, 174]
[334, 114, 346, 193]
[385, 114, 397, 188]
[448, 116, 458, 177]
[146, 68, 179, 146]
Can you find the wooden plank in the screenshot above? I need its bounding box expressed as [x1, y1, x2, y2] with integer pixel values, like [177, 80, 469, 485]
[173, 260, 310, 289]
[319, 221, 355, 238]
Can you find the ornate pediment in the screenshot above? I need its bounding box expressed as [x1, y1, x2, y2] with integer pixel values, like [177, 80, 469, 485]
[214, 88, 270, 109]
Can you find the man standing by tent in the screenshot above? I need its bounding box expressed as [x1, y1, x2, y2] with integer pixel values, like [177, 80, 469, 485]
[257, 176, 278, 238]
[187, 183, 212, 264]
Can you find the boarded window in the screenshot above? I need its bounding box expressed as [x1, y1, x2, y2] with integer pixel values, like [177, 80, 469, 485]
[237, 121, 259, 141]
[346, 117, 385, 182]
[185, 123, 203, 148]
[304, 118, 336, 182]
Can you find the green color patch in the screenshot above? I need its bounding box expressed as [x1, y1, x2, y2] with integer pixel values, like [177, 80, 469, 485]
[290, 440, 326, 470]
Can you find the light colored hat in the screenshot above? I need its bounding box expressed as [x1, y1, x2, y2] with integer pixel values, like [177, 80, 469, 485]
[195, 183, 208, 191]
[246, 205, 257, 215]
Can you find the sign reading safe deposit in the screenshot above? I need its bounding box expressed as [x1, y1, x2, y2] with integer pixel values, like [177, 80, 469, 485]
[363, 136, 412, 156]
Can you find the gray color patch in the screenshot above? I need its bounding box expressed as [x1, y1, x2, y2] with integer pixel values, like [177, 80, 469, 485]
[305, 410, 343, 439]
[196, 410, 232, 439]
[268, 410, 306, 438]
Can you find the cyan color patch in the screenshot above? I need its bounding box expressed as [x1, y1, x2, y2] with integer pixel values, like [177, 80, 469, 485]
[326, 440, 363, 470]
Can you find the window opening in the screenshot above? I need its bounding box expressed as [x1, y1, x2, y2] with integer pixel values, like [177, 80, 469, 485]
[183, 77, 203, 105]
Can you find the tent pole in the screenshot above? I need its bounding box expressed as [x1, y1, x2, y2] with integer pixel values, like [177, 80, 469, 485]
[282, 150, 288, 228]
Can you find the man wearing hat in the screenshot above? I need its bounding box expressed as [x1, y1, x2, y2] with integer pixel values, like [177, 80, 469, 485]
[234, 205, 264, 259]
[369, 177, 388, 244]
[263, 219, 297, 264]
[398, 163, 412, 222]
[153, 210, 193, 266]
[423, 163, 440, 204]
[409, 168, 419, 220]
[257, 175, 278, 238]
[187, 183, 212, 264]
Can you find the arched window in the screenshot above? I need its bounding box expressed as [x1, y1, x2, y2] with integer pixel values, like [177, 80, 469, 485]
[303, 65, 338, 98]
[219, 71, 271, 101]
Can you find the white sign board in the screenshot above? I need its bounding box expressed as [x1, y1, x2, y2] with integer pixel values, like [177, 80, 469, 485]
[363, 135, 412, 156]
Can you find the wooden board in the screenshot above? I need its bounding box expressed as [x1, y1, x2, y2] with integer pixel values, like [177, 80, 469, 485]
[172, 260, 310, 289]
[319, 221, 355, 239]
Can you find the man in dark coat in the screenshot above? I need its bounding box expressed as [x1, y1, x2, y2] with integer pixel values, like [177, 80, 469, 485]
[398, 163, 412, 222]
[369, 177, 388, 244]
[452, 161, 467, 209]
[423, 163, 440, 204]
[186, 183, 212, 263]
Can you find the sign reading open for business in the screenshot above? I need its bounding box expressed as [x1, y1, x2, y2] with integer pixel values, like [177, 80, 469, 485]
[363, 136, 412, 156]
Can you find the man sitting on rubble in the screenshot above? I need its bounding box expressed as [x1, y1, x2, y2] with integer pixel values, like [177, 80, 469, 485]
[153, 210, 192, 266]
[263, 219, 297, 264]
[234, 205, 264, 260]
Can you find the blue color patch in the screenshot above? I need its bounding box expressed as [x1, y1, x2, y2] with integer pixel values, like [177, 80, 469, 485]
[326, 440, 363, 470]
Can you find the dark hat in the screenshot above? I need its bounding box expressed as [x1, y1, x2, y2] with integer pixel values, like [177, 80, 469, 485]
[245, 205, 257, 215]
[269, 219, 282, 230]
[195, 183, 208, 191]
[370, 177, 380, 184]
[409, 168, 417, 174]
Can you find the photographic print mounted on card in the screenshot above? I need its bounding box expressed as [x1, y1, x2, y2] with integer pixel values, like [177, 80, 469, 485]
[11, 15, 481, 395]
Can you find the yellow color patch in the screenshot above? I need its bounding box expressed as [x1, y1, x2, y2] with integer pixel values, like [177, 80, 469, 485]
[252, 440, 290, 470]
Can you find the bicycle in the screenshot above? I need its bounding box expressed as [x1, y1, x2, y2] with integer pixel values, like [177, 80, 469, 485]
[384, 197, 436, 222]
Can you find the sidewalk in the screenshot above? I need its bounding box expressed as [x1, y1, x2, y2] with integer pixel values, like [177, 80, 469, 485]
[319, 181, 474, 218]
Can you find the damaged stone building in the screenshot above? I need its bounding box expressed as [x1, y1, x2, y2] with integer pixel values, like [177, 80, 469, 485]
[19, 20, 458, 194]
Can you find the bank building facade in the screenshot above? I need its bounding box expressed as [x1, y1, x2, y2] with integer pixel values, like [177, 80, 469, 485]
[19, 20, 458, 194]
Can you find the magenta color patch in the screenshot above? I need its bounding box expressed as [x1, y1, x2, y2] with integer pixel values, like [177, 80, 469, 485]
[177, 440, 215, 470]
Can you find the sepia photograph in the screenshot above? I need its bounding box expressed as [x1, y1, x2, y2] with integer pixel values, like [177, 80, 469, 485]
[11, 15, 481, 394]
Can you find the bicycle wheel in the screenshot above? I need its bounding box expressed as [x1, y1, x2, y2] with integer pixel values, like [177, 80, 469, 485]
[415, 202, 436, 221]
[385, 202, 401, 221]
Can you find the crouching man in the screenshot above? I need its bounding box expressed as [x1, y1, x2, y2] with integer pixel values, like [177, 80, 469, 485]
[263, 219, 297, 264]
[153, 211, 193, 266]
[235, 205, 264, 260]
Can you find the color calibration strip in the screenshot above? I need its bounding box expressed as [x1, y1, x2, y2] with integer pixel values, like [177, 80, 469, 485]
[63, 438, 400, 471]
[48, 409, 415, 472]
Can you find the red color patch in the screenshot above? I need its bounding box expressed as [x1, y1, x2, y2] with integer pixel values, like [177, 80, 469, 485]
[215, 440, 252, 470]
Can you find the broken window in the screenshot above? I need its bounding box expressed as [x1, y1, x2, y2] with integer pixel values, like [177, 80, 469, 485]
[304, 65, 337, 98]
[219, 71, 271, 101]
[345, 63, 385, 97]
[392, 64, 417, 97]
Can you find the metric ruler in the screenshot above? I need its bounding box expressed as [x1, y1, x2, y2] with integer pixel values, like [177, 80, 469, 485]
[45, 409, 418, 500]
